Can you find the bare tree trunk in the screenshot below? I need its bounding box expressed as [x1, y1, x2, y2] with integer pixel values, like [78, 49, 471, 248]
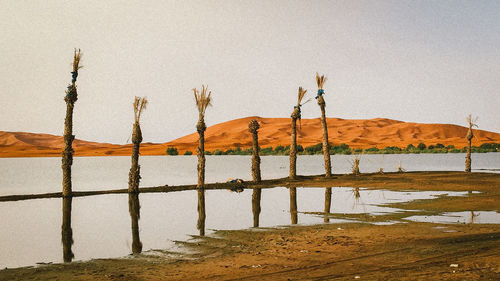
[252, 188, 261, 227]
[318, 96, 332, 177]
[128, 123, 142, 193]
[290, 116, 298, 179]
[289, 187, 298, 224]
[128, 193, 142, 254]
[197, 115, 206, 235]
[465, 130, 473, 172]
[324, 187, 332, 223]
[61, 196, 74, 262]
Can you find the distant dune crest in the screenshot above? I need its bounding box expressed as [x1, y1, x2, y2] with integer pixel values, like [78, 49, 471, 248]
[1, 117, 499, 157]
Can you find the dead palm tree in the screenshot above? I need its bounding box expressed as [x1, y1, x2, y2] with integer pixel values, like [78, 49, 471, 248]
[249, 119, 262, 227]
[61, 197, 74, 262]
[465, 114, 478, 173]
[315, 73, 332, 177]
[290, 87, 307, 179]
[128, 97, 148, 193]
[248, 119, 261, 182]
[194, 85, 212, 235]
[129, 193, 142, 254]
[62, 49, 82, 197]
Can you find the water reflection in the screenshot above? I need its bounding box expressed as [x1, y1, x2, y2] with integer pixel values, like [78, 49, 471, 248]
[61, 197, 74, 262]
[289, 187, 297, 224]
[197, 189, 206, 236]
[252, 188, 262, 227]
[324, 187, 332, 223]
[128, 193, 142, 254]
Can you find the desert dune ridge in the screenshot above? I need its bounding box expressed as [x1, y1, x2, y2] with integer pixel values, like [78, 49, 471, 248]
[1, 117, 499, 157]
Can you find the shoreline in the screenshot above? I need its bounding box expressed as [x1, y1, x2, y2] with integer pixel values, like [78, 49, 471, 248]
[0, 171, 499, 280]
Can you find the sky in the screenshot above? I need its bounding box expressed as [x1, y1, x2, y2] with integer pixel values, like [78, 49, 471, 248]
[1, 0, 499, 144]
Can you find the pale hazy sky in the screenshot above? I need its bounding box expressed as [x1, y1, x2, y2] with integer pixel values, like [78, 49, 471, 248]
[1, 0, 499, 144]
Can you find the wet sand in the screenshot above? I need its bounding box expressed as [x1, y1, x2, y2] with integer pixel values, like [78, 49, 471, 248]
[1, 172, 499, 280]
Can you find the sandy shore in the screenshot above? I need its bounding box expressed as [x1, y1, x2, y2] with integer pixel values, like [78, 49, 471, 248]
[1, 172, 499, 280]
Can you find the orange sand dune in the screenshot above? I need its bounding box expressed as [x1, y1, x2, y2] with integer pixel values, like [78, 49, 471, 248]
[1, 117, 499, 157]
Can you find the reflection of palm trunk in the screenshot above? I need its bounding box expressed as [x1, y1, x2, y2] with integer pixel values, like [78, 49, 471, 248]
[252, 188, 261, 227]
[129, 193, 142, 254]
[290, 117, 298, 179]
[61, 197, 74, 262]
[324, 187, 332, 223]
[289, 187, 298, 224]
[197, 189, 205, 236]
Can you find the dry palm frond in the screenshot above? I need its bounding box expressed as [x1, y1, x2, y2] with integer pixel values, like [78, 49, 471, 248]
[297, 87, 307, 106]
[350, 155, 360, 175]
[398, 160, 406, 173]
[466, 114, 478, 128]
[72, 49, 83, 72]
[316, 72, 327, 89]
[193, 85, 212, 115]
[133, 96, 148, 123]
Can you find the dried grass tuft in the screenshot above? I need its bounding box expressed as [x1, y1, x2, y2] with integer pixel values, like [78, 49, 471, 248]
[193, 85, 212, 115]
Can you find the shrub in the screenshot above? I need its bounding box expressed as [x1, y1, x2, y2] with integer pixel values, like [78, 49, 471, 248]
[204, 151, 212, 155]
[435, 143, 445, 149]
[213, 149, 223, 155]
[166, 147, 179, 155]
[427, 145, 435, 150]
[365, 146, 379, 153]
[406, 144, 416, 151]
[297, 144, 304, 153]
[184, 150, 192, 155]
[417, 143, 426, 150]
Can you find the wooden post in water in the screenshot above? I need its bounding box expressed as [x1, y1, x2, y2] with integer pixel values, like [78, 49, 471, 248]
[194, 85, 212, 236]
[290, 87, 307, 180]
[128, 97, 147, 193]
[324, 187, 332, 223]
[289, 187, 298, 224]
[315, 73, 332, 177]
[62, 49, 82, 197]
[61, 197, 74, 262]
[249, 119, 262, 227]
[129, 193, 142, 254]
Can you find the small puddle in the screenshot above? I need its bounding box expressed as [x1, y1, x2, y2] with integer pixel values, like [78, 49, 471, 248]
[404, 211, 500, 224]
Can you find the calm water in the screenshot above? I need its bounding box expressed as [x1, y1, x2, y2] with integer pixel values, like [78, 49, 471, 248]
[0, 153, 499, 268]
[1, 153, 499, 196]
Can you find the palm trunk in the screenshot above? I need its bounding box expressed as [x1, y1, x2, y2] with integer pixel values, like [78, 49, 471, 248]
[289, 187, 298, 224]
[318, 96, 332, 177]
[128, 123, 142, 193]
[290, 116, 298, 179]
[252, 188, 261, 227]
[465, 129, 473, 172]
[128, 193, 142, 254]
[249, 120, 261, 182]
[61, 196, 74, 262]
[62, 50, 80, 197]
[324, 187, 332, 223]
[197, 114, 206, 235]
[62, 102, 75, 197]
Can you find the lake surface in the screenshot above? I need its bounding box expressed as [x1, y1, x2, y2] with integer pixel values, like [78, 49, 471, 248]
[0, 153, 499, 269]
